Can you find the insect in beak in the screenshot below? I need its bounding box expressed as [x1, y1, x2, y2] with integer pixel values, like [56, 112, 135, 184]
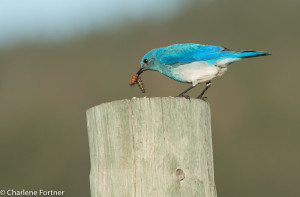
[130, 67, 146, 93]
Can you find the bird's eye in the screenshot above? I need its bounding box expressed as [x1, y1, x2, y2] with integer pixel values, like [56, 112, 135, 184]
[143, 58, 148, 64]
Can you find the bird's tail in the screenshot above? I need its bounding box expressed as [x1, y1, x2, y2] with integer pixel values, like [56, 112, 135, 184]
[231, 50, 271, 59]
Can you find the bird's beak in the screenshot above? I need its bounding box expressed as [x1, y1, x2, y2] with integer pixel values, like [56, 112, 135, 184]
[136, 67, 145, 75]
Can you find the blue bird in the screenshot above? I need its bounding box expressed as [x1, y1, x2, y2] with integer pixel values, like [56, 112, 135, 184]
[132, 43, 270, 99]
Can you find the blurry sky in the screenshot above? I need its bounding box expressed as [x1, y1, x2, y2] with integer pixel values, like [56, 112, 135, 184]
[0, 0, 182, 47]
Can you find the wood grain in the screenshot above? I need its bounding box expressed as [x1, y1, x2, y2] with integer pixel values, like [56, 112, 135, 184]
[86, 97, 217, 197]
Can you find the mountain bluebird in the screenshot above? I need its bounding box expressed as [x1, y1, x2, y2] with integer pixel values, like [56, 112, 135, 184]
[131, 43, 270, 99]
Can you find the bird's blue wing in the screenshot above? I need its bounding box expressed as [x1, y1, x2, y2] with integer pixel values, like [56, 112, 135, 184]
[160, 43, 235, 65]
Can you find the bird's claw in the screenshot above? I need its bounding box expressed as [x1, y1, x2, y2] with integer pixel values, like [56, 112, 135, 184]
[196, 96, 208, 101]
[176, 94, 191, 100]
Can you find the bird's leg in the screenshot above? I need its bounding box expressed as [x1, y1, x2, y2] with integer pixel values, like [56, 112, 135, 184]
[177, 85, 195, 98]
[196, 81, 212, 100]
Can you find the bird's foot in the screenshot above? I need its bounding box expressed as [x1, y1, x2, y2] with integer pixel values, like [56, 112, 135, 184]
[176, 94, 191, 100]
[196, 96, 208, 101]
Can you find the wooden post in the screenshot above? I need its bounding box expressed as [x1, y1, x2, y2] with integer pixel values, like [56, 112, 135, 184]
[86, 97, 217, 197]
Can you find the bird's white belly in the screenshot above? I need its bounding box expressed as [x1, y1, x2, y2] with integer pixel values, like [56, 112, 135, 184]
[173, 61, 227, 86]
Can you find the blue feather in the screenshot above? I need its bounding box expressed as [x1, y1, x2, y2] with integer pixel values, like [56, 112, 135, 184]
[160, 44, 233, 65]
[158, 44, 270, 66]
[228, 51, 270, 58]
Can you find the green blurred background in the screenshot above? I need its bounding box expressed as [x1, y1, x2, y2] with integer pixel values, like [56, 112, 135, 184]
[0, 0, 299, 196]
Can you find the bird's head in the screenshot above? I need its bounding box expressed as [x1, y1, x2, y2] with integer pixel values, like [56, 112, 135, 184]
[136, 48, 162, 75]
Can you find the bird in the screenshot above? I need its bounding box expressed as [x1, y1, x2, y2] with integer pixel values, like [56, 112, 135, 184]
[131, 43, 270, 100]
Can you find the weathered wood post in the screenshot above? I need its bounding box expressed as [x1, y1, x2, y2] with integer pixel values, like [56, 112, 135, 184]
[86, 97, 217, 197]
